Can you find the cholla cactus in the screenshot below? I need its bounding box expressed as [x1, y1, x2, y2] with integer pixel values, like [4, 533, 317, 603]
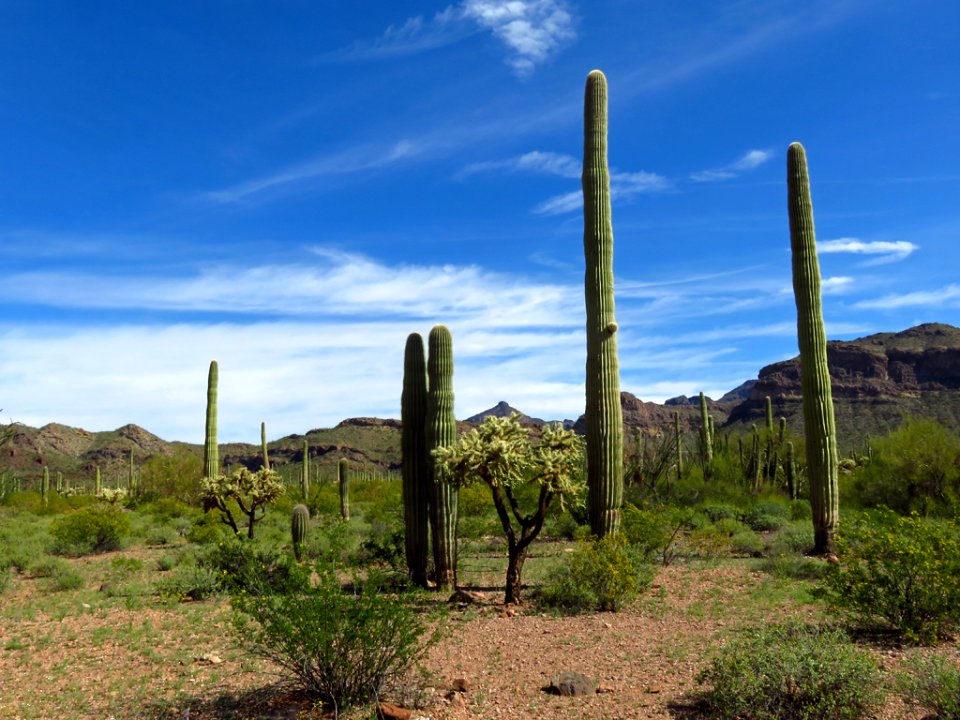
[200, 467, 285, 539]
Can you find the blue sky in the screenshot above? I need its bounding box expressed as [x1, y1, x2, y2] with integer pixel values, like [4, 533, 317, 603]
[1, 0, 957, 443]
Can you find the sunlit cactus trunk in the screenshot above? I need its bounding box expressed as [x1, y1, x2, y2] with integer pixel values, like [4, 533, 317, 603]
[787, 142, 839, 555]
[582, 69, 623, 538]
[427, 325, 458, 588]
[203, 360, 219, 479]
[261, 422, 270, 471]
[338, 458, 350, 521]
[402, 332, 430, 587]
[291, 504, 309, 561]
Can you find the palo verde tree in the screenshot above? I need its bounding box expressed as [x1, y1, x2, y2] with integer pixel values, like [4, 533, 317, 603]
[200, 467, 285, 539]
[433, 414, 584, 604]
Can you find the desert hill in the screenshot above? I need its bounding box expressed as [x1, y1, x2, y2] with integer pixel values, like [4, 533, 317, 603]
[4, 323, 960, 485]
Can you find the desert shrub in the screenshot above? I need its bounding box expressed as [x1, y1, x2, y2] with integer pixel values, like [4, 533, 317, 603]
[0, 566, 11, 593]
[49, 504, 130, 555]
[897, 653, 960, 719]
[31, 556, 84, 591]
[744, 501, 789, 531]
[818, 509, 960, 644]
[156, 554, 177, 572]
[851, 418, 960, 517]
[697, 622, 883, 720]
[137, 448, 204, 505]
[789, 499, 812, 520]
[713, 517, 750, 536]
[730, 529, 765, 556]
[185, 510, 230, 544]
[699, 503, 740, 523]
[232, 567, 437, 715]
[539, 533, 654, 613]
[621, 503, 687, 565]
[155, 562, 221, 602]
[198, 538, 309, 596]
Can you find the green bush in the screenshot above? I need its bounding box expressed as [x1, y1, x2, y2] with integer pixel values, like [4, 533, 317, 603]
[700, 503, 740, 523]
[621, 503, 687, 565]
[539, 533, 654, 613]
[0, 566, 11, 594]
[697, 623, 883, 720]
[851, 418, 960, 516]
[744, 501, 789, 531]
[817, 509, 960, 644]
[232, 567, 437, 714]
[897, 653, 960, 719]
[198, 538, 309, 596]
[730, 530, 765, 556]
[31, 556, 84, 591]
[49, 504, 130, 555]
[155, 562, 221, 602]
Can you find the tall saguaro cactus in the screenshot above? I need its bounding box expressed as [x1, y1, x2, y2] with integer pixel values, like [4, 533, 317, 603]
[402, 332, 430, 587]
[261, 422, 270, 471]
[203, 360, 219, 480]
[582, 69, 623, 538]
[427, 324, 458, 588]
[699, 392, 713, 480]
[301, 440, 310, 500]
[338, 458, 350, 521]
[787, 142, 839, 555]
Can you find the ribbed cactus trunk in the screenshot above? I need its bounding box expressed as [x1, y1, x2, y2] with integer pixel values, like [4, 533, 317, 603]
[674, 411, 683, 482]
[291, 504, 309, 561]
[301, 440, 310, 501]
[788, 142, 839, 555]
[203, 360, 219, 480]
[41, 466, 49, 508]
[261, 422, 270, 471]
[401, 332, 430, 587]
[699, 392, 713, 480]
[338, 458, 350, 521]
[427, 325, 458, 589]
[95, 466, 101, 495]
[765, 396, 774, 433]
[582, 69, 623, 538]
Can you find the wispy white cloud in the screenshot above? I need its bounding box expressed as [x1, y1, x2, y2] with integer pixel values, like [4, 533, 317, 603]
[821, 276, 854, 295]
[690, 149, 773, 182]
[818, 238, 918, 265]
[204, 140, 420, 204]
[854, 284, 960, 310]
[320, 0, 575, 75]
[458, 150, 581, 179]
[533, 169, 670, 215]
[462, 0, 576, 76]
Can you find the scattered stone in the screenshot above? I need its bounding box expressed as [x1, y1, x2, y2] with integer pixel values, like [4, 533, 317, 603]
[195, 653, 223, 665]
[544, 671, 597, 697]
[451, 678, 471, 693]
[500, 605, 517, 618]
[448, 588, 484, 605]
[378, 702, 413, 720]
[646, 685, 663, 694]
[596, 684, 615, 694]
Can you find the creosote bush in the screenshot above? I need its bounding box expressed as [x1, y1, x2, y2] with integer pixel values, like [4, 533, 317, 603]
[897, 653, 960, 719]
[817, 509, 960, 644]
[232, 566, 437, 716]
[539, 533, 654, 613]
[49, 503, 130, 555]
[697, 622, 883, 720]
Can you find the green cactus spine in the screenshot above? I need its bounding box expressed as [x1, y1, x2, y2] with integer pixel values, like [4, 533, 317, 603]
[41, 466, 49, 507]
[301, 440, 310, 500]
[203, 360, 219, 480]
[401, 332, 430, 587]
[338, 458, 350, 521]
[290, 504, 309, 561]
[788, 142, 839, 555]
[261, 422, 270, 471]
[582, 69, 623, 537]
[427, 324, 458, 588]
[699, 392, 713, 480]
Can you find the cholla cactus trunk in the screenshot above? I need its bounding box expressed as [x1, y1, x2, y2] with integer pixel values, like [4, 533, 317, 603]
[788, 142, 839, 555]
[41, 466, 49, 507]
[582, 69, 623, 538]
[301, 440, 310, 501]
[699, 392, 713, 480]
[401, 332, 430, 587]
[203, 360, 219, 481]
[338, 458, 350, 521]
[261, 422, 270, 471]
[427, 325, 458, 589]
[291, 504, 309, 561]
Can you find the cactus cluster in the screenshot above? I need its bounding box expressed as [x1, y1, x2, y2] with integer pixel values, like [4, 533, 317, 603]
[582, 69, 624, 538]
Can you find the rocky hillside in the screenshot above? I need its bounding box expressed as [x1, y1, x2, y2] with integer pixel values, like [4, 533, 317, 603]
[4, 323, 959, 485]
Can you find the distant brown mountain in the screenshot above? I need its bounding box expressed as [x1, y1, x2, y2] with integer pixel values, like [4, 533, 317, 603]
[4, 323, 959, 486]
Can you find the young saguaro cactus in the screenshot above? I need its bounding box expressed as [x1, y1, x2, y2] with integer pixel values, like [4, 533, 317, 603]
[788, 142, 839, 555]
[291, 504, 309, 561]
[203, 360, 219, 480]
[401, 332, 430, 587]
[427, 324, 458, 588]
[338, 458, 350, 521]
[699, 392, 713, 480]
[301, 440, 310, 501]
[582, 69, 624, 538]
[41, 466, 49, 508]
[95, 466, 102, 496]
[261, 422, 270, 471]
[674, 411, 683, 482]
